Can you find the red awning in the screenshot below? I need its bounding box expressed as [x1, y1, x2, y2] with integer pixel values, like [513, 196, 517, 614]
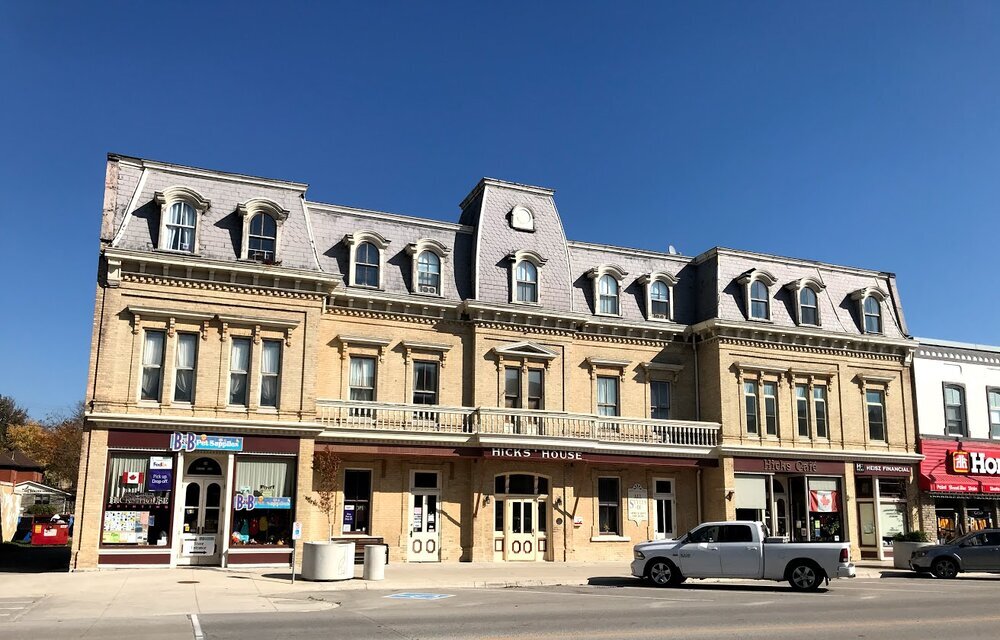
[919, 438, 1000, 495]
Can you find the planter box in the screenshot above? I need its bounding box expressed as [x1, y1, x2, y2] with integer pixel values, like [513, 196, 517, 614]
[301, 541, 356, 581]
[892, 541, 934, 569]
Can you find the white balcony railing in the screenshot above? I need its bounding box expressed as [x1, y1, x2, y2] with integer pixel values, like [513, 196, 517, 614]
[316, 400, 719, 448]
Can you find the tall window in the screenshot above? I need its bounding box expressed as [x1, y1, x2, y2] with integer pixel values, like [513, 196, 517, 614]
[750, 281, 769, 319]
[863, 296, 882, 334]
[597, 376, 619, 417]
[173, 333, 197, 403]
[515, 261, 538, 303]
[814, 386, 828, 439]
[349, 357, 376, 401]
[504, 367, 521, 408]
[342, 470, 371, 534]
[597, 477, 621, 535]
[354, 241, 380, 287]
[795, 384, 810, 437]
[651, 381, 671, 419]
[140, 330, 165, 401]
[943, 384, 966, 436]
[650, 281, 670, 319]
[229, 338, 251, 406]
[165, 201, 196, 252]
[744, 381, 759, 434]
[527, 369, 543, 410]
[598, 275, 619, 315]
[867, 390, 886, 441]
[989, 389, 1000, 438]
[763, 381, 778, 436]
[247, 214, 277, 262]
[800, 288, 819, 325]
[260, 340, 281, 408]
[653, 479, 675, 539]
[413, 361, 438, 405]
[417, 251, 441, 294]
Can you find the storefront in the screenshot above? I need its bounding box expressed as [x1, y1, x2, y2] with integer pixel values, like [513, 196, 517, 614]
[852, 462, 913, 559]
[319, 443, 714, 563]
[98, 429, 301, 568]
[919, 438, 1000, 543]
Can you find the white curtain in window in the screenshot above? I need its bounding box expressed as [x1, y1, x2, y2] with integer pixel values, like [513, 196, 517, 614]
[141, 331, 164, 400]
[350, 358, 375, 388]
[167, 202, 196, 251]
[261, 341, 280, 375]
[107, 455, 151, 499]
[235, 459, 292, 497]
[260, 341, 281, 406]
[174, 334, 196, 401]
[229, 339, 250, 404]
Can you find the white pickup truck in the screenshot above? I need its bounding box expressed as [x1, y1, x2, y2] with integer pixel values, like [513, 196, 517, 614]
[631, 521, 855, 591]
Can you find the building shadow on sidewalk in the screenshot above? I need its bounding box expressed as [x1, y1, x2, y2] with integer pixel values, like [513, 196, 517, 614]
[0, 543, 70, 573]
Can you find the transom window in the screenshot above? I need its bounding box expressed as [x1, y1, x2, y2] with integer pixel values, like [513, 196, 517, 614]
[165, 202, 197, 252]
[944, 384, 966, 436]
[750, 280, 770, 320]
[417, 251, 441, 294]
[863, 296, 882, 334]
[247, 214, 277, 262]
[516, 260, 538, 303]
[800, 288, 819, 325]
[650, 281, 670, 319]
[354, 242, 380, 288]
[598, 275, 620, 315]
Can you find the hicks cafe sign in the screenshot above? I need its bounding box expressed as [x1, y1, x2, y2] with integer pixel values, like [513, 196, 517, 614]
[951, 450, 1000, 476]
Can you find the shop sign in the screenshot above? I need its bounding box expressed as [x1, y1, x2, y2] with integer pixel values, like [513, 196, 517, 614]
[853, 462, 911, 477]
[486, 448, 583, 460]
[107, 492, 170, 506]
[627, 484, 648, 525]
[763, 459, 818, 473]
[147, 469, 173, 492]
[951, 450, 1000, 476]
[734, 457, 844, 475]
[150, 456, 173, 470]
[233, 493, 291, 511]
[170, 432, 244, 453]
[182, 535, 216, 556]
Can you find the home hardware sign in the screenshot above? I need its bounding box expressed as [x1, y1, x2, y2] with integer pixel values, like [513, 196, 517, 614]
[951, 450, 1000, 476]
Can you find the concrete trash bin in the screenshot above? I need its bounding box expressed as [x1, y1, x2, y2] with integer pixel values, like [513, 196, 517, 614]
[302, 541, 356, 581]
[363, 544, 387, 580]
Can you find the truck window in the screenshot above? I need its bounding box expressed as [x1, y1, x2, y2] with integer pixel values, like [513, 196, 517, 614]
[721, 525, 754, 543]
[687, 525, 720, 543]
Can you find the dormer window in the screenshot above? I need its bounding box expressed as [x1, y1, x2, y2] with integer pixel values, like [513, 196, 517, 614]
[587, 265, 628, 317]
[785, 277, 825, 326]
[345, 231, 390, 290]
[154, 186, 210, 254]
[737, 269, 777, 321]
[508, 250, 547, 304]
[238, 198, 289, 264]
[638, 272, 678, 321]
[850, 286, 889, 335]
[406, 239, 450, 296]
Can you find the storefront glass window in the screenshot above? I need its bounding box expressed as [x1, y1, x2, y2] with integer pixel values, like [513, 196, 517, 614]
[807, 477, 843, 542]
[879, 503, 907, 546]
[231, 458, 295, 547]
[343, 469, 371, 534]
[102, 453, 173, 546]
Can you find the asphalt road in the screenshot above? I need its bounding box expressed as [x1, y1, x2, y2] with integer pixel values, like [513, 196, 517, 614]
[6, 575, 1000, 639]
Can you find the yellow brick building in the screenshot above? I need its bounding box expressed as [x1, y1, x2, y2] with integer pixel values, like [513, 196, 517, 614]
[71, 155, 919, 570]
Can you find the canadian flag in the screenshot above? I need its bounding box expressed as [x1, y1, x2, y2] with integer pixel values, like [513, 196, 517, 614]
[122, 471, 145, 485]
[809, 490, 838, 513]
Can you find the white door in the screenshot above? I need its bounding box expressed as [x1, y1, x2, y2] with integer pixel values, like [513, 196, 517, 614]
[676, 524, 722, 576]
[504, 499, 537, 561]
[407, 492, 440, 562]
[178, 478, 222, 566]
[653, 479, 675, 540]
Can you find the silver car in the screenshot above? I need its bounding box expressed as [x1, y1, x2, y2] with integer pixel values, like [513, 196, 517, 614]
[909, 529, 1000, 578]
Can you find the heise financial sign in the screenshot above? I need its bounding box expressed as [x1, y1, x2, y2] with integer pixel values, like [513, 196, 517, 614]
[951, 450, 1000, 475]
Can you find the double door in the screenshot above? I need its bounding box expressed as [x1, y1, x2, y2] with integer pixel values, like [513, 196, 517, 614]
[179, 477, 222, 566]
[504, 498, 546, 561]
[408, 491, 441, 562]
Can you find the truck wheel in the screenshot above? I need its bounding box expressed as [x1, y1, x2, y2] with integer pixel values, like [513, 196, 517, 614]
[931, 558, 958, 579]
[788, 561, 823, 591]
[646, 559, 683, 587]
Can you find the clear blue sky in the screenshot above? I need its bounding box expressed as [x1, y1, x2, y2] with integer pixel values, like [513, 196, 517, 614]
[2, 2, 999, 419]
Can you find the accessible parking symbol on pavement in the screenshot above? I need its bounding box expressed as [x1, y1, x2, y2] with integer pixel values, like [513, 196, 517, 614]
[385, 593, 454, 600]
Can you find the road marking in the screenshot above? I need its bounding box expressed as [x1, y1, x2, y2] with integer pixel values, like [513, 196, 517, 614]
[385, 593, 454, 600]
[189, 613, 204, 640]
[503, 588, 717, 602]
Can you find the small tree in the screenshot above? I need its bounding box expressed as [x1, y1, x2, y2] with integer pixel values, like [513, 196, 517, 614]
[0, 394, 29, 450]
[304, 450, 342, 540]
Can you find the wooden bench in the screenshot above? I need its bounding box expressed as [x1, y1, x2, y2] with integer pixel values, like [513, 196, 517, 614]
[331, 536, 388, 564]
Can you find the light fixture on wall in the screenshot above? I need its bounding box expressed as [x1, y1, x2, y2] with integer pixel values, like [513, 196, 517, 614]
[483, 494, 491, 506]
[555, 496, 563, 507]
[724, 489, 735, 501]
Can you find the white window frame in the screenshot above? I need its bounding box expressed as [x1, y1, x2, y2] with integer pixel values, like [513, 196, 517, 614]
[412, 360, 440, 406]
[785, 277, 825, 326]
[638, 272, 678, 322]
[813, 385, 829, 439]
[139, 329, 166, 403]
[153, 186, 210, 254]
[344, 231, 390, 290]
[596, 375, 620, 417]
[259, 339, 282, 410]
[988, 388, 1000, 439]
[737, 269, 777, 322]
[228, 336, 252, 408]
[507, 250, 547, 305]
[238, 198, 289, 263]
[172, 332, 198, 405]
[943, 383, 967, 437]
[596, 476, 622, 537]
[851, 287, 889, 335]
[866, 388, 888, 442]
[587, 264, 628, 318]
[349, 356, 377, 402]
[406, 238, 450, 296]
[652, 477, 677, 540]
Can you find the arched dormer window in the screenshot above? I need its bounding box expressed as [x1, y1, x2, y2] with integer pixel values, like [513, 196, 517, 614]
[850, 286, 889, 334]
[736, 269, 777, 321]
[237, 198, 289, 264]
[587, 265, 628, 317]
[784, 277, 825, 326]
[406, 239, 451, 296]
[344, 231, 390, 290]
[508, 250, 546, 304]
[638, 272, 679, 321]
[154, 186, 210, 254]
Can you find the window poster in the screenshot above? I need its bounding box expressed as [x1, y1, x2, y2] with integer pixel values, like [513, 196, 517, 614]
[103, 510, 151, 544]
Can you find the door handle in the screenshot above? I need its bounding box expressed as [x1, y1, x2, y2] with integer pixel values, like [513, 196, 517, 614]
[746, 546, 757, 551]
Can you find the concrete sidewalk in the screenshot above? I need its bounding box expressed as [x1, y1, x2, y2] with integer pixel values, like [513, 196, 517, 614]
[0, 560, 905, 622]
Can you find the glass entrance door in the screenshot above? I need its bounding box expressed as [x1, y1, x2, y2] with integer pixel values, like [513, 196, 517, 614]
[177, 456, 224, 566]
[504, 498, 537, 561]
[408, 492, 440, 562]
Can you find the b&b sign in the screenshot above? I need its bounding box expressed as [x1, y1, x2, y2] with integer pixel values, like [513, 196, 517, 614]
[234, 493, 257, 511]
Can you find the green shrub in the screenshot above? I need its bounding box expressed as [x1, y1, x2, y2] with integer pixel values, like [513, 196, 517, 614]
[25, 503, 57, 516]
[892, 530, 931, 542]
